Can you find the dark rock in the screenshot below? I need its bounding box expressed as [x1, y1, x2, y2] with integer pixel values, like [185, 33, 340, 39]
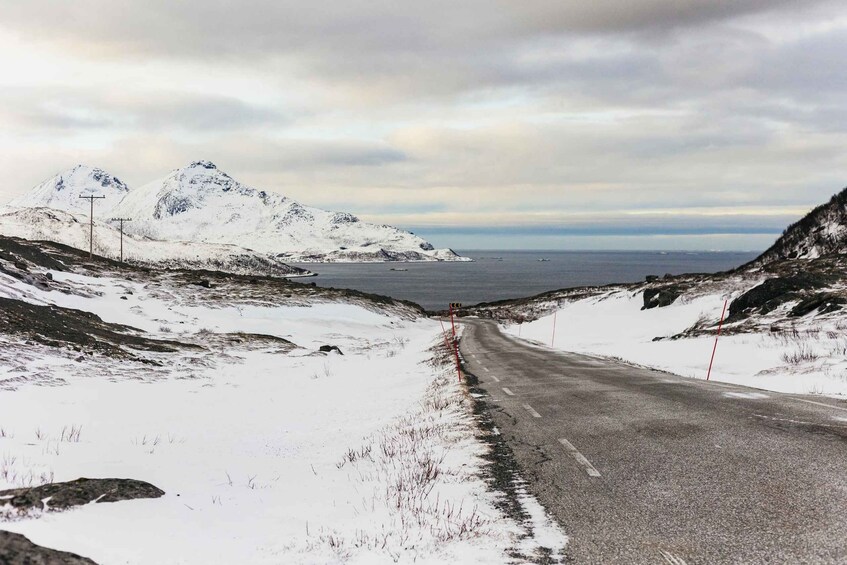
[663, 273, 673, 279]
[193, 279, 212, 289]
[120, 296, 128, 300]
[45, 272, 53, 280]
[0, 530, 96, 565]
[790, 293, 847, 317]
[645, 275, 659, 282]
[642, 287, 681, 310]
[318, 345, 343, 355]
[0, 477, 165, 513]
[730, 273, 833, 319]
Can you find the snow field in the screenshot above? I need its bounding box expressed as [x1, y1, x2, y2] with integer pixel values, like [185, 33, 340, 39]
[505, 289, 847, 396]
[0, 270, 565, 563]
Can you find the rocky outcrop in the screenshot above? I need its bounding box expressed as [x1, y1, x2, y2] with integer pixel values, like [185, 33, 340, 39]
[0, 530, 96, 565]
[0, 478, 165, 513]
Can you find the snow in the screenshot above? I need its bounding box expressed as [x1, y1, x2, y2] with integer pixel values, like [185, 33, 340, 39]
[6, 161, 469, 263]
[0, 268, 565, 563]
[505, 289, 847, 397]
[9, 165, 129, 216]
[0, 207, 311, 278]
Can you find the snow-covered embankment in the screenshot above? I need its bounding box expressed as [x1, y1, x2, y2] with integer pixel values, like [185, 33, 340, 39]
[504, 289, 847, 397]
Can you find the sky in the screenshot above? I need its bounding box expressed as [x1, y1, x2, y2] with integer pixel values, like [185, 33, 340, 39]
[1, 1, 846, 251]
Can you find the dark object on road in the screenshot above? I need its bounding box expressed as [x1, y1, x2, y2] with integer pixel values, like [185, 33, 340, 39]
[642, 287, 681, 310]
[0, 477, 165, 513]
[0, 530, 96, 565]
[319, 345, 343, 355]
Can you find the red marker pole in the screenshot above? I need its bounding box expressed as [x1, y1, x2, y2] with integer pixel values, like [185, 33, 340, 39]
[706, 299, 729, 381]
[449, 304, 456, 338]
[439, 318, 452, 351]
[447, 304, 462, 383]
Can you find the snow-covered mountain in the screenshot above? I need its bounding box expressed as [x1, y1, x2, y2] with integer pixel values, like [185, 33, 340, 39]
[9, 165, 129, 216]
[0, 207, 311, 278]
[110, 160, 467, 262]
[749, 186, 847, 267]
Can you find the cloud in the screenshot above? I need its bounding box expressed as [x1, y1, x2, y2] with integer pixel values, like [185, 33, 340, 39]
[1, 1, 846, 250]
[0, 89, 288, 133]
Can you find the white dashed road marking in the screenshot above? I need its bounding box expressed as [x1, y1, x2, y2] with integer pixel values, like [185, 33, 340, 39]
[558, 438, 601, 477]
[794, 398, 847, 413]
[489, 374, 501, 382]
[483, 367, 490, 372]
[502, 387, 515, 396]
[723, 392, 770, 399]
[659, 549, 689, 565]
[522, 404, 542, 418]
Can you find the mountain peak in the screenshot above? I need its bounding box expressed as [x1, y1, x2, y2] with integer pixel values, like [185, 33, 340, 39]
[9, 164, 129, 215]
[188, 160, 217, 170]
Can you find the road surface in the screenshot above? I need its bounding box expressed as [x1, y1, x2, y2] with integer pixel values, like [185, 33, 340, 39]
[460, 319, 847, 564]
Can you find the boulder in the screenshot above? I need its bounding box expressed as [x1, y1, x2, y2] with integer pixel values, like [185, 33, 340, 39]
[318, 345, 343, 355]
[0, 530, 96, 565]
[642, 287, 681, 310]
[0, 477, 164, 513]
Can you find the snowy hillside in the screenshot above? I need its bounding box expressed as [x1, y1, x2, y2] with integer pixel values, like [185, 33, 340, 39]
[0, 236, 565, 563]
[0, 207, 311, 278]
[751, 186, 847, 266]
[111, 160, 468, 262]
[9, 165, 129, 216]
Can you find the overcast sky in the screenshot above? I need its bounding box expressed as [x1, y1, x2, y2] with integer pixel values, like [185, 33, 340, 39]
[1, 0, 846, 250]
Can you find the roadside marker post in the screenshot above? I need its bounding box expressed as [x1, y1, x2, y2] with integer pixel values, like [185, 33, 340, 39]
[706, 299, 729, 381]
[448, 303, 462, 383]
[449, 303, 458, 337]
[551, 310, 557, 347]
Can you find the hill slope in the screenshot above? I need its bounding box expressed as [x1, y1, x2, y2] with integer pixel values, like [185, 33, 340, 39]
[0, 207, 311, 277]
[749, 186, 847, 267]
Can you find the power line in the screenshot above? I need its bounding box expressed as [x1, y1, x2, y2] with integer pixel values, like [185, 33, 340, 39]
[78, 195, 105, 260]
[110, 217, 132, 263]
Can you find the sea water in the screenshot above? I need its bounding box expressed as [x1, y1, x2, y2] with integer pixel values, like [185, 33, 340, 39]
[291, 250, 758, 311]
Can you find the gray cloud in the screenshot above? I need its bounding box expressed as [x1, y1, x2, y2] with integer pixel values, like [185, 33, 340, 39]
[1, 0, 846, 250]
[0, 89, 288, 133]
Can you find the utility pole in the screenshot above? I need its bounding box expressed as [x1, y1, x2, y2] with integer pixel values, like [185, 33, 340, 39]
[111, 217, 132, 263]
[79, 195, 105, 259]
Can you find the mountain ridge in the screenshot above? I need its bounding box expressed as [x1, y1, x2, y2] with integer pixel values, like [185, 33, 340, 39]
[6, 161, 469, 263]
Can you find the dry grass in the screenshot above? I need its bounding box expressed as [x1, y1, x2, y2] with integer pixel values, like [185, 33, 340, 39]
[314, 338, 488, 559]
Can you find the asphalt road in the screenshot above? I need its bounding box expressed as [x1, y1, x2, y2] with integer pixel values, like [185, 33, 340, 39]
[459, 319, 847, 565]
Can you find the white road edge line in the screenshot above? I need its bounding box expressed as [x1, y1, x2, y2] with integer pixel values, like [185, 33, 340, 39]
[502, 387, 515, 396]
[483, 367, 490, 372]
[522, 404, 542, 418]
[794, 398, 847, 413]
[489, 374, 501, 382]
[558, 438, 601, 477]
